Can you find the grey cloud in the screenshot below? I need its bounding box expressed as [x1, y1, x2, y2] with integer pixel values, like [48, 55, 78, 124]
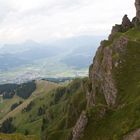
[0, 4, 11, 22]
[0, 0, 135, 44]
[19, 0, 83, 17]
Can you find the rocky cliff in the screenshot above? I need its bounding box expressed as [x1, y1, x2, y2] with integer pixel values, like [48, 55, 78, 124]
[71, 0, 140, 140]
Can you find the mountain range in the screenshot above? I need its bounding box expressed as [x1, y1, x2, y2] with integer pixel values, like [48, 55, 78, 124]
[0, 35, 104, 84]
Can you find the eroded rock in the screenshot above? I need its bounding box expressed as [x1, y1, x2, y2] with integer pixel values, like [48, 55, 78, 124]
[88, 36, 128, 107]
[124, 129, 140, 140]
[72, 111, 88, 140]
[122, 15, 132, 30]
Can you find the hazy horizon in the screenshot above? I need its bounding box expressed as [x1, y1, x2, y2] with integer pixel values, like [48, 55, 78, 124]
[0, 0, 137, 83]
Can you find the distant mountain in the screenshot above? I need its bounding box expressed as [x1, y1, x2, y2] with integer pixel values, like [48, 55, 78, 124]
[0, 41, 61, 70]
[61, 45, 96, 69]
[49, 35, 105, 49]
[0, 54, 28, 71]
[0, 40, 59, 62]
[0, 35, 104, 83]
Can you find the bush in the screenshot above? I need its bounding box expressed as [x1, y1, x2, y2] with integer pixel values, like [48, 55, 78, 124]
[10, 101, 23, 111]
[22, 101, 34, 112]
[0, 117, 16, 133]
[37, 106, 45, 116]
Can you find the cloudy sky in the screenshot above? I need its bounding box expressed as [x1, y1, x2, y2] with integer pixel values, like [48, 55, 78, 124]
[0, 0, 136, 44]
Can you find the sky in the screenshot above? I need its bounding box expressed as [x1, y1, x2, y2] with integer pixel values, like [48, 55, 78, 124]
[0, 0, 136, 44]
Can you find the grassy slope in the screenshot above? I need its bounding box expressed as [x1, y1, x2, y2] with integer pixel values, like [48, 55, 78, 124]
[0, 80, 58, 123]
[0, 96, 23, 120]
[9, 78, 87, 140]
[0, 80, 58, 140]
[80, 27, 140, 140]
[42, 78, 87, 140]
[0, 133, 38, 140]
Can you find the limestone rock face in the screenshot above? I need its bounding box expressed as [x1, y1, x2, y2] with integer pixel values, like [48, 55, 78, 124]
[72, 111, 88, 140]
[89, 44, 116, 106]
[72, 36, 128, 140]
[135, 0, 140, 20]
[88, 36, 128, 107]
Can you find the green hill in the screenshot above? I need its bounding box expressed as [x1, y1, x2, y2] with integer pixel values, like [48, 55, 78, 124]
[0, 80, 58, 139]
[12, 78, 86, 139]
[0, 78, 87, 139]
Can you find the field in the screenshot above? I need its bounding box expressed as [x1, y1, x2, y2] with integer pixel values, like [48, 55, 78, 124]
[0, 57, 88, 84]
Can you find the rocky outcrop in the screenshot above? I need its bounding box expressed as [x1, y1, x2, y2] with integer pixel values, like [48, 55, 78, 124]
[124, 129, 140, 140]
[122, 15, 132, 30]
[88, 43, 116, 106]
[72, 111, 88, 140]
[109, 15, 132, 40]
[135, 0, 140, 20]
[88, 36, 128, 107]
[131, 0, 140, 26]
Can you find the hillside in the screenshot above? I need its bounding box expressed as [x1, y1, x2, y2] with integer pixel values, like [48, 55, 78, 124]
[7, 78, 86, 139]
[0, 80, 58, 139]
